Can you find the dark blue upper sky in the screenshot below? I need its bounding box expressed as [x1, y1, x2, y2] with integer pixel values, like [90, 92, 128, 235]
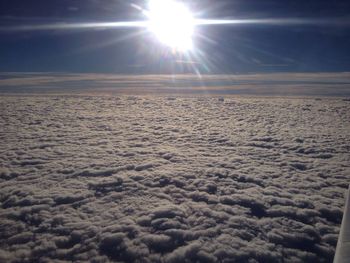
[1, 0, 350, 73]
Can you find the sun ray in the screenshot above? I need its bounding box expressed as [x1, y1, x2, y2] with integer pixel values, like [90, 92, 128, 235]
[1, 17, 349, 33]
[145, 0, 195, 51]
[0, 21, 149, 32]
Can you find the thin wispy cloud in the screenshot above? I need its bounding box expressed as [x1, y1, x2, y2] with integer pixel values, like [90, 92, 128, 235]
[0, 72, 349, 97]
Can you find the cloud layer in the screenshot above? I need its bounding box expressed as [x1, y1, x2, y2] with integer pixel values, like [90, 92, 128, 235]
[1, 72, 350, 96]
[0, 95, 349, 262]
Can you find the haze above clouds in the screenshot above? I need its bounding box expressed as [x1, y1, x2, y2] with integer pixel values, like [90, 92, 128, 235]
[1, 72, 350, 96]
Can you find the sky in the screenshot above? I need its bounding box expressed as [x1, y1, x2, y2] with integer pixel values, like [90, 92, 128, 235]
[0, 0, 350, 74]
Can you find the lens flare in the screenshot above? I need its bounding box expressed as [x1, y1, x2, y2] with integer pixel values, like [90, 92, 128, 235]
[146, 0, 195, 51]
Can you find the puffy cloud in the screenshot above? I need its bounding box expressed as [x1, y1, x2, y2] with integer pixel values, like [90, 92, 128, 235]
[0, 94, 349, 262]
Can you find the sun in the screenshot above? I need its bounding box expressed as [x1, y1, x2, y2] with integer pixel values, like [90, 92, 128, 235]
[146, 0, 195, 51]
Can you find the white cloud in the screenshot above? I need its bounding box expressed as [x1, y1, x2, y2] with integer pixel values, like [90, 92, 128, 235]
[0, 95, 349, 262]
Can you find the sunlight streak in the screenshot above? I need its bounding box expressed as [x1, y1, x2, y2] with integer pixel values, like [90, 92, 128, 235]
[1, 17, 349, 33]
[0, 21, 149, 32]
[195, 18, 350, 26]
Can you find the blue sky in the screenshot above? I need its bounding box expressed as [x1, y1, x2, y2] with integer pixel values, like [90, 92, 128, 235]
[0, 0, 350, 73]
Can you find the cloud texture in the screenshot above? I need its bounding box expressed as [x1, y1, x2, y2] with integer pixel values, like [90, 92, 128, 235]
[0, 95, 349, 262]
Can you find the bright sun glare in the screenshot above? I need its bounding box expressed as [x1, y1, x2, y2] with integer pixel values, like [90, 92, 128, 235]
[146, 0, 195, 51]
